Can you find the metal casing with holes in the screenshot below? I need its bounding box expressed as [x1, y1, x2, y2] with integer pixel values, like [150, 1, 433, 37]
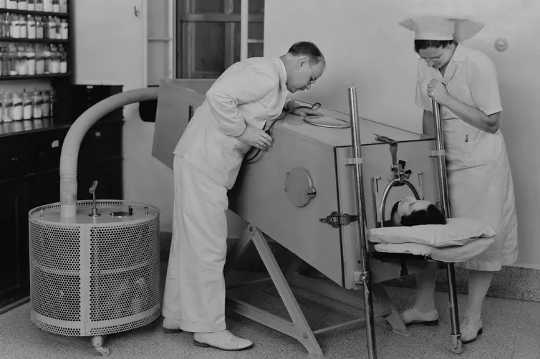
[28, 200, 160, 336]
[230, 110, 440, 289]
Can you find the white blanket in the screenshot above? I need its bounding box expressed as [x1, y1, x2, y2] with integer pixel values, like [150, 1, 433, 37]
[368, 218, 495, 248]
[373, 237, 495, 263]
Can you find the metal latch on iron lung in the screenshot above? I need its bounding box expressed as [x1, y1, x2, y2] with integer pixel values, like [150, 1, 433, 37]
[320, 211, 358, 228]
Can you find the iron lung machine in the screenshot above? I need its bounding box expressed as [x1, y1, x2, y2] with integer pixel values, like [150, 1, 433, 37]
[230, 111, 440, 290]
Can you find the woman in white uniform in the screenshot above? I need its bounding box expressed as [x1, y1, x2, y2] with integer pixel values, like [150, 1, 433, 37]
[399, 16, 518, 343]
[162, 42, 326, 351]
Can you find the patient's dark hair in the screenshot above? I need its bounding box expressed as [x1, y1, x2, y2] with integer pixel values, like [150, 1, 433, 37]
[390, 201, 446, 226]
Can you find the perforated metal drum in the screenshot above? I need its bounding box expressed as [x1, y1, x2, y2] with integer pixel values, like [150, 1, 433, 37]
[29, 200, 160, 337]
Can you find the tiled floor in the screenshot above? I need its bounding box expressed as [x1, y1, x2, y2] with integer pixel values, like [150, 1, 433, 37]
[0, 285, 538, 359]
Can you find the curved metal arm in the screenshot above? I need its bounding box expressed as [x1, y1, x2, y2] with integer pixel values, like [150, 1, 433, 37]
[60, 87, 158, 218]
[378, 179, 421, 227]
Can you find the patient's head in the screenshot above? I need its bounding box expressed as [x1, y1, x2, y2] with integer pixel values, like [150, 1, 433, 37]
[391, 196, 446, 226]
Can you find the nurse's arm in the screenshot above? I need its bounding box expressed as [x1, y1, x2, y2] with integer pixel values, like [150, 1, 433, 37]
[439, 94, 501, 133]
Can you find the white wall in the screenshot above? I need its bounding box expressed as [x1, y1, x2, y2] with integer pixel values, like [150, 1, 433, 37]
[265, 0, 540, 269]
[75, 0, 174, 232]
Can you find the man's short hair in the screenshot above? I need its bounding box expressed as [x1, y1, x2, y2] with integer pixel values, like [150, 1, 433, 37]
[288, 41, 324, 63]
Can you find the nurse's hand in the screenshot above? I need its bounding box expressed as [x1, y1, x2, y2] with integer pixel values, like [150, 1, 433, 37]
[427, 79, 449, 104]
[238, 125, 273, 150]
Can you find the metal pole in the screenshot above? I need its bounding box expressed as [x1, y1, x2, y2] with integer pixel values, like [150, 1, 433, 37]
[240, 0, 248, 60]
[348, 87, 377, 359]
[431, 98, 462, 353]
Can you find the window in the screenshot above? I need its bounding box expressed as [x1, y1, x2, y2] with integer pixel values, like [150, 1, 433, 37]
[177, 0, 264, 78]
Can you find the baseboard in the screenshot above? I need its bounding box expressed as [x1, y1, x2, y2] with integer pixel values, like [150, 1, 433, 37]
[386, 265, 540, 303]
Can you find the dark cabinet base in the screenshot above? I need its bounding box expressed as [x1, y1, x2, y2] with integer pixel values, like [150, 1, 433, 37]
[0, 120, 124, 312]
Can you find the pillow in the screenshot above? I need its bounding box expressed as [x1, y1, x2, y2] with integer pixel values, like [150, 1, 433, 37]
[368, 218, 495, 248]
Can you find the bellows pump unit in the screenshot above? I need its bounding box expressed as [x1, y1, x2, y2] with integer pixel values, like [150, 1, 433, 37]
[28, 88, 160, 356]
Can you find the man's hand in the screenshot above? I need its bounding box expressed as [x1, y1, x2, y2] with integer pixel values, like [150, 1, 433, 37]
[238, 125, 273, 150]
[292, 107, 324, 117]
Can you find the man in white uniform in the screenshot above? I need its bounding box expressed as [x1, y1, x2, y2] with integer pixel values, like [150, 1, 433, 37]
[162, 42, 326, 351]
[399, 16, 518, 343]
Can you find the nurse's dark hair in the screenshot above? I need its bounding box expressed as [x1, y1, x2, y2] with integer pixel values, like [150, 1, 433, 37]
[288, 41, 324, 64]
[390, 200, 447, 226]
[414, 39, 457, 53]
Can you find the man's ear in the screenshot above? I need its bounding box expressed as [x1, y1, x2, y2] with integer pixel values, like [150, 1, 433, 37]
[296, 55, 310, 69]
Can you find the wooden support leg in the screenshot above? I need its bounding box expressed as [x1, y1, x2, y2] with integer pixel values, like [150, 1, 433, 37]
[227, 225, 323, 356]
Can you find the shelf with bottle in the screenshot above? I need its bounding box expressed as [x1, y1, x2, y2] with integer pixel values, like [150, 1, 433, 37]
[0, 0, 68, 15]
[0, 42, 68, 78]
[0, 87, 57, 136]
[0, 13, 69, 40]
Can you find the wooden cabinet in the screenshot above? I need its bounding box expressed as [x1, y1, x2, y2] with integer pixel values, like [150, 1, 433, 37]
[0, 119, 123, 312]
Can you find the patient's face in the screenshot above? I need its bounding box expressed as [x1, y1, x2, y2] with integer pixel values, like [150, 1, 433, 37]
[392, 197, 431, 225]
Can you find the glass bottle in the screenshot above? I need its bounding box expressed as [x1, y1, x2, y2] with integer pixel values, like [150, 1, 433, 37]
[35, 16, 44, 39]
[47, 16, 56, 39]
[7, 44, 17, 75]
[15, 45, 26, 75]
[35, 0, 42, 11]
[11, 91, 22, 121]
[49, 89, 54, 118]
[35, 45, 44, 74]
[59, 45, 66, 73]
[60, 17, 67, 39]
[26, 44, 35, 75]
[22, 89, 32, 120]
[27, 0, 34, 11]
[32, 89, 42, 118]
[0, 46, 3, 76]
[27, 15, 36, 39]
[0, 0, 6, 9]
[0, 14, 6, 38]
[19, 15, 27, 39]
[0, 92, 4, 122]
[51, 0, 58, 12]
[6, 0, 16, 10]
[17, 0, 28, 10]
[10, 14, 20, 39]
[42, 0, 51, 12]
[42, 46, 50, 73]
[3, 92, 12, 122]
[59, 0, 66, 13]
[41, 90, 50, 117]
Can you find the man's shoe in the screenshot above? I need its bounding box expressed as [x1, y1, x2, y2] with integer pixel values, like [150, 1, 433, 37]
[401, 307, 439, 326]
[461, 317, 483, 344]
[193, 330, 253, 351]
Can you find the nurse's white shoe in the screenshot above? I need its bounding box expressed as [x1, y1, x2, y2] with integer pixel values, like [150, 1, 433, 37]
[401, 307, 439, 326]
[461, 317, 483, 343]
[193, 330, 253, 351]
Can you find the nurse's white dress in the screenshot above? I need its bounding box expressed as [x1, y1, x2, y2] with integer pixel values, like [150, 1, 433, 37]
[162, 57, 289, 332]
[416, 45, 518, 271]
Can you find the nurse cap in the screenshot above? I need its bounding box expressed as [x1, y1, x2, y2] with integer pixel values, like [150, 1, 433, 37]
[399, 15, 483, 42]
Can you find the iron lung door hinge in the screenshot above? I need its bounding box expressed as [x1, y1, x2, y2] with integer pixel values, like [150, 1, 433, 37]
[320, 211, 358, 228]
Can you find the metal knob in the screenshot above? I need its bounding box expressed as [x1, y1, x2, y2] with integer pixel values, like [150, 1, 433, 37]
[89, 180, 100, 217]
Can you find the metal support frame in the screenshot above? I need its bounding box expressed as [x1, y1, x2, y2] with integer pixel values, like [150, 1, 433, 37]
[227, 225, 323, 356]
[432, 98, 463, 354]
[348, 87, 377, 359]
